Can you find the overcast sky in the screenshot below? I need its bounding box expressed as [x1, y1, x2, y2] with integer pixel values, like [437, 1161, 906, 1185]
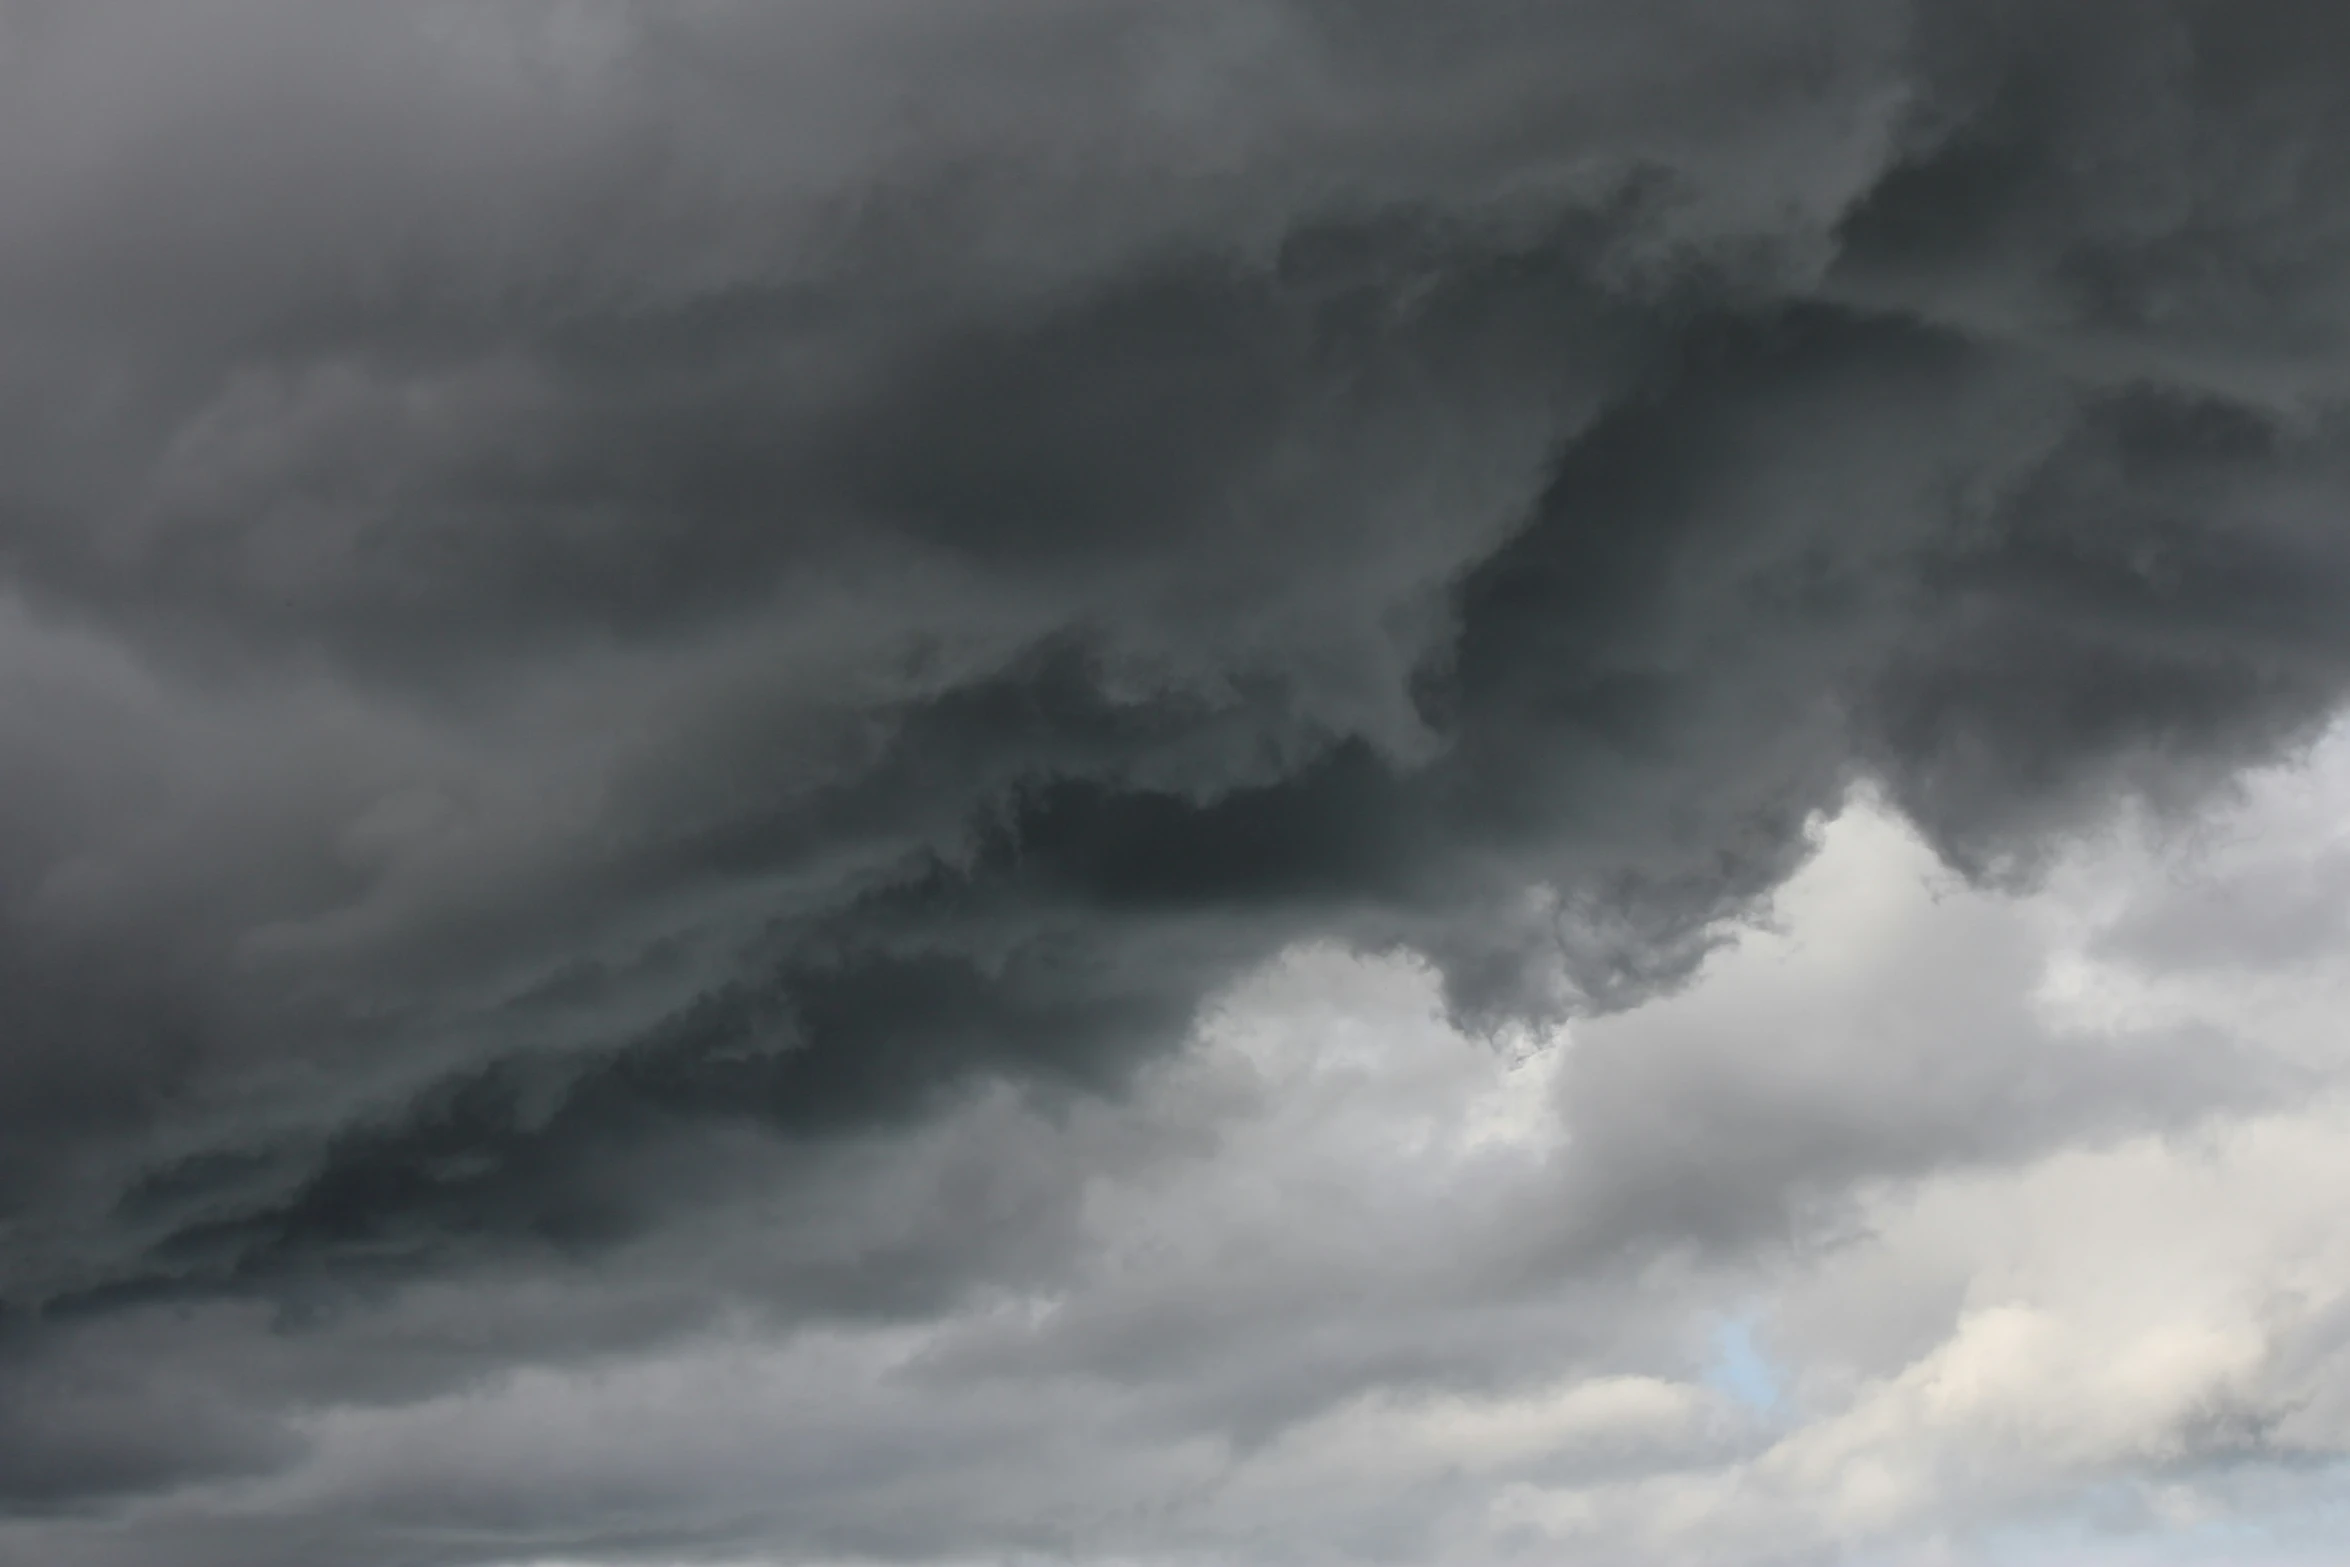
[6, 3, 2350, 1564]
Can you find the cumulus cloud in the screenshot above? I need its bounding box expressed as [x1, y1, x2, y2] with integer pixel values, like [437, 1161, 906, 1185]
[6, 1, 2350, 1559]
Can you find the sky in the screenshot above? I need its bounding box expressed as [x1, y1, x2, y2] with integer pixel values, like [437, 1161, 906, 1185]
[6, 2, 2350, 1563]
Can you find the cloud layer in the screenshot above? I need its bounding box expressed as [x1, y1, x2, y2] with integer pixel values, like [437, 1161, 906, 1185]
[13, 743, 2350, 1566]
[7, 2, 2350, 1559]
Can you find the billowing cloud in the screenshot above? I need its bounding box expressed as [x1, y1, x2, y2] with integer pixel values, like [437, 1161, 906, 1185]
[5, 2, 2350, 1559]
[10, 744, 2350, 1566]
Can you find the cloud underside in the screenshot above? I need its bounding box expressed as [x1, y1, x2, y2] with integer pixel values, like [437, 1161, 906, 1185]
[6, 1, 2350, 1558]
[13, 771, 2350, 1567]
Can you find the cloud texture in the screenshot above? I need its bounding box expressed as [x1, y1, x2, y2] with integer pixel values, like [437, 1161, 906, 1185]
[6, 2, 2350, 1560]
[13, 755, 2350, 1566]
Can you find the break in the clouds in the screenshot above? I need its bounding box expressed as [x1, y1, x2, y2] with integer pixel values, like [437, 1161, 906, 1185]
[7, 1, 2350, 1562]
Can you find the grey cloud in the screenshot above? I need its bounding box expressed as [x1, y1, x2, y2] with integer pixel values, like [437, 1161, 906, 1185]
[2098, 843, 2350, 973]
[1530, 808, 2307, 1269]
[3, 815, 2332, 1567]
[7, 0, 2350, 1545]
[0, 948, 1716, 1563]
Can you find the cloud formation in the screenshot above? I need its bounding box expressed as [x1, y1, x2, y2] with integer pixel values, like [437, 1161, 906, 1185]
[6, 2, 2350, 1559]
[11, 755, 2350, 1566]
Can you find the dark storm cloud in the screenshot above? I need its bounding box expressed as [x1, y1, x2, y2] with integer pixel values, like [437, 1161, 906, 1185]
[7, 0, 2350, 1528]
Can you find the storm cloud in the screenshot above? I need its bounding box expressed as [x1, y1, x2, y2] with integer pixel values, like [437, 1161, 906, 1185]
[5, 2, 2350, 1561]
